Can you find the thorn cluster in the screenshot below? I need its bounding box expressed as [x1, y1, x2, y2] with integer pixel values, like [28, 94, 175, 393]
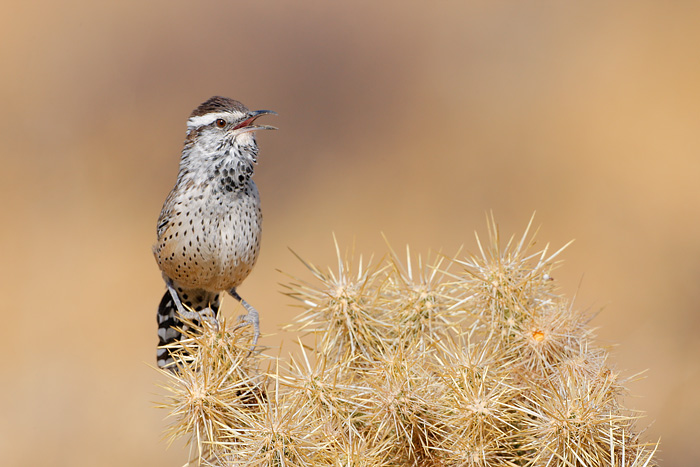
[157, 216, 658, 466]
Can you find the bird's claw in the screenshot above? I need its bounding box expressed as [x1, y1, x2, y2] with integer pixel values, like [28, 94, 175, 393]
[233, 312, 260, 353]
[199, 309, 220, 332]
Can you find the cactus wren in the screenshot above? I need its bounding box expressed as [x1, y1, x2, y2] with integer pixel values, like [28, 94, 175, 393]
[153, 96, 276, 369]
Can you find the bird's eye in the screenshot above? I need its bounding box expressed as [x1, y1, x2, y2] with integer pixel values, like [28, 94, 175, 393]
[215, 119, 226, 128]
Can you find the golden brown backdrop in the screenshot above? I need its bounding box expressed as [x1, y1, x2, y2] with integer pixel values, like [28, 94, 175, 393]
[1, 1, 697, 465]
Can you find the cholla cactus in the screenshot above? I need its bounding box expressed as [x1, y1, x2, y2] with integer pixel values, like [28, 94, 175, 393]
[157, 216, 658, 466]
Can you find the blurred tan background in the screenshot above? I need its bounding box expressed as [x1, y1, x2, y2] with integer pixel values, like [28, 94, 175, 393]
[1, 1, 698, 465]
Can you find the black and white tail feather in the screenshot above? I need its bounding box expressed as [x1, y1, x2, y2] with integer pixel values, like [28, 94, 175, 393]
[156, 290, 221, 370]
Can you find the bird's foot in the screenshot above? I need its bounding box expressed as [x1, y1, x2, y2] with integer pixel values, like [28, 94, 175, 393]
[233, 308, 260, 349]
[229, 288, 260, 355]
[178, 307, 220, 332]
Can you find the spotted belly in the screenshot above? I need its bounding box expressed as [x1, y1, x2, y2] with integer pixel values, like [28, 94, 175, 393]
[154, 195, 262, 292]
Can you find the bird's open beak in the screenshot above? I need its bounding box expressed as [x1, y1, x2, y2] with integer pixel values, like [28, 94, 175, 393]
[232, 110, 278, 136]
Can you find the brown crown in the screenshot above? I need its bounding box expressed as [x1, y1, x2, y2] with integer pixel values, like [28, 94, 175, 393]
[189, 96, 249, 118]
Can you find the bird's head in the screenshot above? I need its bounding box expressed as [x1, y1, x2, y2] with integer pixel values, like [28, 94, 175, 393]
[185, 96, 276, 156]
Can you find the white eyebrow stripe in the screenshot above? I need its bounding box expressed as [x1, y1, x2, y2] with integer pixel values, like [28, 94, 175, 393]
[187, 110, 246, 129]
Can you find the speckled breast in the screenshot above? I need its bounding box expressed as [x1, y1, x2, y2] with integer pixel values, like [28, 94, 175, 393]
[154, 182, 262, 292]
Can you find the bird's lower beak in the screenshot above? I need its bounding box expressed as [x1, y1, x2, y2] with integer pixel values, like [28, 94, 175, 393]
[232, 110, 278, 135]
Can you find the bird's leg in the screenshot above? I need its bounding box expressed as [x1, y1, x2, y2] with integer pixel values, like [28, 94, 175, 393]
[163, 274, 219, 331]
[229, 288, 260, 349]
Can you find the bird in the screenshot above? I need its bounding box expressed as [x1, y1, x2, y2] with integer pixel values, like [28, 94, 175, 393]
[153, 96, 276, 369]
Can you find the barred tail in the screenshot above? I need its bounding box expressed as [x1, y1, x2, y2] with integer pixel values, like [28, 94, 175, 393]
[156, 289, 220, 369]
[156, 291, 184, 369]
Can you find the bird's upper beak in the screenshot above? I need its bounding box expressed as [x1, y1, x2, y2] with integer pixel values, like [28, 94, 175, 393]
[232, 110, 278, 136]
